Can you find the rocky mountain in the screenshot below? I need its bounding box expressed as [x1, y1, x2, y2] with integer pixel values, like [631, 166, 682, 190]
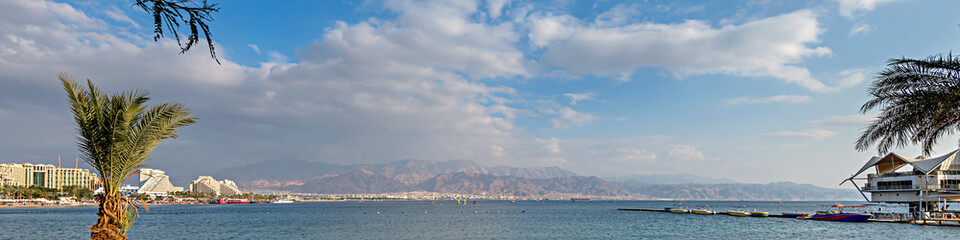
[215, 159, 578, 186]
[417, 172, 630, 197]
[616, 181, 862, 201]
[290, 169, 413, 194]
[213, 159, 858, 200]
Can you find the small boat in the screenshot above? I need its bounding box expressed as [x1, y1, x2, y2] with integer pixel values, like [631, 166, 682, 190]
[726, 210, 750, 216]
[274, 199, 294, 204]
[669, 208, 690, 214]
[209, 198, 252, 204]
[781, 212, 809, 218]
[692, 205, 715, 215]
[809, 204, 872, 222]
[571, 198, 591, 202]
[750, 210, 769, 217]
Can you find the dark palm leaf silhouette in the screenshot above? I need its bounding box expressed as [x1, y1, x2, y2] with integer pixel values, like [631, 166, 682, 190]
[857, 53, 960, 156]
[134, 0, 221, 64]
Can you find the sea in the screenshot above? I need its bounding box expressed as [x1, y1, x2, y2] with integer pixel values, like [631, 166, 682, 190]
[1, 200, 957, 239]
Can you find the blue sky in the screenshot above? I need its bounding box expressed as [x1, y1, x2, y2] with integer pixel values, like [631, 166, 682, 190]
[2, 0, 959, 187]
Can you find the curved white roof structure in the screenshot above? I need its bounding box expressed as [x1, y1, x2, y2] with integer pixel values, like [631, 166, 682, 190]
[846, 149, 960, 182]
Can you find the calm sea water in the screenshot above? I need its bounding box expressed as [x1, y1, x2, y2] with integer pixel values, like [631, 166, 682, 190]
[1, 200, 957, 239]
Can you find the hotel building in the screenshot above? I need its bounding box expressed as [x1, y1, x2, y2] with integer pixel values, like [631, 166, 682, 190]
[0, 163, 100, 190]
[190, 176, 242, 196]
[136, 168, 183, 197]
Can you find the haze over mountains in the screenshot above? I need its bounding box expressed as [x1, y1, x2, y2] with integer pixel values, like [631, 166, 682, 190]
[204, 159, 860, 200]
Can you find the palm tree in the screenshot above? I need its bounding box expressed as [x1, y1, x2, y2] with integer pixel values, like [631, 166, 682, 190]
[856, 53, 960, 156]
[60, 74, 196, 240]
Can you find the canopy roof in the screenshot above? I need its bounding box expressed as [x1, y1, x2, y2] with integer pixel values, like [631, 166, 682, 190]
[846, 149, 960, 181]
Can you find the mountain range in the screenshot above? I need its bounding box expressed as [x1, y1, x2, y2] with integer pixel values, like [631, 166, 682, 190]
[204, 159, 860, 200]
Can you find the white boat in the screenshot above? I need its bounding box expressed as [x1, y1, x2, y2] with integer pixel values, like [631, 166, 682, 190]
[274, 199, 295, 203]
[692, 206, 715, 215]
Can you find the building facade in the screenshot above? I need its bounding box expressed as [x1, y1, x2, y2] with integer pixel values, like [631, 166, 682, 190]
[0, 163, 100, 190]
[846, 149, 960, 211]
[189, 176, 242, 196]
[136, 168, 183, 197]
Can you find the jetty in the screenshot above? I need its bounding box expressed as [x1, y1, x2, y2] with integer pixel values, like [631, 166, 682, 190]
[618, 208, 798, 218]
[617, 208, 960, 226]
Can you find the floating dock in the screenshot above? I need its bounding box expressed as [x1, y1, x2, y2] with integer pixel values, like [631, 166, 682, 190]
[617, 208, 960, 226]
[616, 208, 794, 218]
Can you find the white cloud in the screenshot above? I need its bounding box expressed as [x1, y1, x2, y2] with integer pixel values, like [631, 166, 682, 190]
[248, 44, 261, 54]
[486, 0, 510, 19]
[835, 68, 870, 88]
[539, 137, 562, 154]
[725, 95, 811, 105]
[808, 114, 877, 126]
[612, 148, 658, 162]
[0, 0, 525, 171]
[266, 51, 288, 63]
[551, 107, 596, 129]
[563, 92, 595, 105]
[836, 0, 899, 19]
[759, 130, 838, 140]
[529, 9, 834, 92]
[848, 22, 873, 36]
[301, 0, 532, 79]
[667, 145, 705, 161]
[103, 6, 140, 28]
[594, 4, 641, 27]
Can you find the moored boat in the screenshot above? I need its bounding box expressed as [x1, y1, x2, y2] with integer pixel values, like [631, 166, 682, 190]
[209, 198, 252, 204]
[809, 204, 872, 222]
[726, 210, 750, 216]
[782, 212, 809, 217]
[781, 212, 809, 218]
[669, 208, 690, 213]
[750, 211, 769, 217]
[692, 205, 715, 215]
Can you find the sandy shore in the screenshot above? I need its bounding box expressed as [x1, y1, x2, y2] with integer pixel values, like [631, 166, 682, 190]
[0, 203, 96, 208]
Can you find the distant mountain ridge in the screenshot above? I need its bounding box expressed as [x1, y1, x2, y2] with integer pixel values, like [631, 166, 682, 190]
[215, 158, 579, 185]
[211, 159, 860, 200]
[615, 181, 861, 201]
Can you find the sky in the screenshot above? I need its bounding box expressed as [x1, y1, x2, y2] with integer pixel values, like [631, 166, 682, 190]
[2, 0, 960, 187]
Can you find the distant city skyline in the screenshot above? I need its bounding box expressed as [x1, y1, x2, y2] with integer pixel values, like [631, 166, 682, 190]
[2, 0, 960, 187]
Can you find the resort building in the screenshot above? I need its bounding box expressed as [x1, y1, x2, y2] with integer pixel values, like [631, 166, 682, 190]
[136, 168, 183, 197]
[0, 163, 26, 187]
[845, 149, 960, 211]
[0, 163, 100, 190]
[189, 176, 242, 196]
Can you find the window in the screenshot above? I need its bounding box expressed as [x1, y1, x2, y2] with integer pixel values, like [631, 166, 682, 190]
[876, 180, 912, 190]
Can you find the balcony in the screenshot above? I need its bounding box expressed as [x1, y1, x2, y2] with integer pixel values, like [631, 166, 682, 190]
[867, 172, 922, 178]
[862, 185, 915, 191]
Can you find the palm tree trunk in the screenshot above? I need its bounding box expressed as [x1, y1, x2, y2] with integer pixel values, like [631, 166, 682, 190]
[90, 194, 126, 240]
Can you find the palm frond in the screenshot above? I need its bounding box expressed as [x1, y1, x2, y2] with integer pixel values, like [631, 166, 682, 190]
[856, 53, 960, 156]
[60, 74, 196, 194]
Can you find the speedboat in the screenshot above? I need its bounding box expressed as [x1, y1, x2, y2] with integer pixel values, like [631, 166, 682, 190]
[809, 204, 872, 222]
[750, 210, 769, 217]
[726, 210, 750, 216]
[781, 212, 809, 218]
[692, 205, 715, 215]
[669, 208, 690, 214]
